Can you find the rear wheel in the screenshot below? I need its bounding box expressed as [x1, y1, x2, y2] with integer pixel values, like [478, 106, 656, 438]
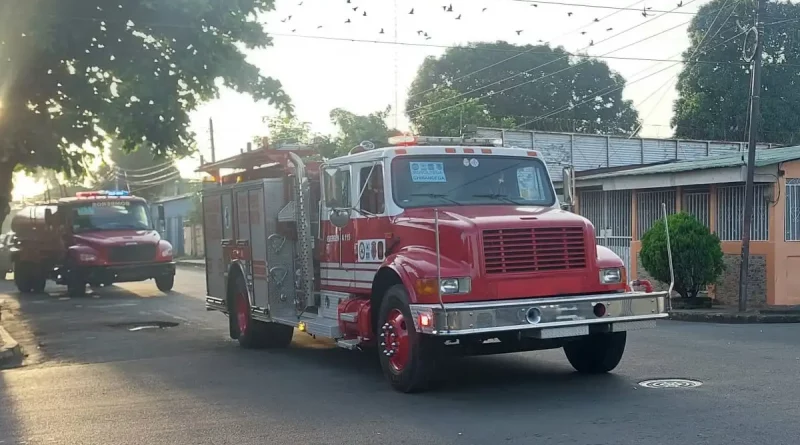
[155, 275, 174, 292]
[377, 284, 439, 393]
[563, 332, 627, 374]
[228, 272, 293, 349]
[14, 262, 33, 293]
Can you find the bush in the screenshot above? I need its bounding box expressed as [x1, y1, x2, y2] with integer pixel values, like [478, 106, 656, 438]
[640, 212, 724, 299]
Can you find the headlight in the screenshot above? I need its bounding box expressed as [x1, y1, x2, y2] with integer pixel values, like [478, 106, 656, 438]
[160, 246, 173, 257]
[79, 253, 97, 262]
[599, 268, 622, 284]
[439, 277, 471, 294]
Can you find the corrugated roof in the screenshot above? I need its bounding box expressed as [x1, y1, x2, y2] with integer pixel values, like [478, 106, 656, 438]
[579, 145, 800, 180]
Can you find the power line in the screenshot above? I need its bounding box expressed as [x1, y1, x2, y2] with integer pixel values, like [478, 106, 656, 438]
[407, 0, 649, 100]
[508, 0, 701, 15]
[415, 16, 698, 119]
[627, 0, 740, 138]
[408, 0, 703, 117]
[116, 162, 177, 178]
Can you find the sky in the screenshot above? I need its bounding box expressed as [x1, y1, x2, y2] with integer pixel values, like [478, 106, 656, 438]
[13, 0, 715, 200]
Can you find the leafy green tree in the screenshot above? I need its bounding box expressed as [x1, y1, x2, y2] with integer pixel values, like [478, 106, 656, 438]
[410, 87, 518, 136]
[672, 0, 800, 143]
[640, 212, 724, 299]
[406, 42, 640, 135]
[328, 107, 400, 157]
[0, 0, 291, 229]
[261, 115, 312, 146]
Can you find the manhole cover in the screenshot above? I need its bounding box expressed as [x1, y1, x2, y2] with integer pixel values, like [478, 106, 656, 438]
[638, 378, 703, 389]
[108, 321, 179, 331]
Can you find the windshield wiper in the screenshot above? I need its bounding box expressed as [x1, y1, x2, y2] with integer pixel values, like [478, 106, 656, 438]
[472, 193, 521, 205]
[410, 193, 463, 206]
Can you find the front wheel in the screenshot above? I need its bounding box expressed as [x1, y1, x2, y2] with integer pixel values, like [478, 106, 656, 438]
[67, 279, 86, 298]
[155, 275, 174, 292]
[377, 284, 439, 393]
[563, 332, 627, 374]
[228, 272, 293, 349]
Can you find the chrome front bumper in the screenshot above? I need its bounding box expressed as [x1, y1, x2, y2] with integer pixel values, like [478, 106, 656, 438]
[409, 291, 668, 337]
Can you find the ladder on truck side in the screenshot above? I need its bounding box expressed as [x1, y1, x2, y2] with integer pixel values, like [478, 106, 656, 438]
[273, 153, 345, 341]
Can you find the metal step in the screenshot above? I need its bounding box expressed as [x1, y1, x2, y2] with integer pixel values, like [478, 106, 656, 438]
[300, 314, 341, 338]
[336, 339, 360, 350]
[339, 312, 358, 322]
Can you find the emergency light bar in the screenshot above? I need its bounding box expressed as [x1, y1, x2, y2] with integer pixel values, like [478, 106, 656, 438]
[75, 190, 131, 198]
[388, 135, 503, 147]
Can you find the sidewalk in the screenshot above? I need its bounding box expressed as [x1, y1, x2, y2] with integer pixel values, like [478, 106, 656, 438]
[0, 295, 23, 366]
[669, 306, 800, 324]
[175, 258, 205, 268]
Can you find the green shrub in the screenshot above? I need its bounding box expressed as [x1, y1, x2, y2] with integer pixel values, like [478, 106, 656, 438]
[640, 212, 724, 299]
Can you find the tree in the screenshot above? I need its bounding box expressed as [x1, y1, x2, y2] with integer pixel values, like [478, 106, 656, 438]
[328, 107, 400, 157]
[406, 42, 640, 136]
[0, 0, 291, 229]
[261, 115, 312, 146]
[640, 212, 724, 299]
[672, 0, 800, 143]
[410, 87, 518, 136]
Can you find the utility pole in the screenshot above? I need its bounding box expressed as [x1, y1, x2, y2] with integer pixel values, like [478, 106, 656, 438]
[209, 117, 217, 163]
[739, 0, 766, 313]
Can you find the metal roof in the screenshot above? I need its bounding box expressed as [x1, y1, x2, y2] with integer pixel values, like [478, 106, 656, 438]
[578, 145, 800, 180]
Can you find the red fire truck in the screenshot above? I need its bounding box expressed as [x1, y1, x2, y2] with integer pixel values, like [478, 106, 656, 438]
[10, 190, 176, 296]
[199, 136, 668, 392]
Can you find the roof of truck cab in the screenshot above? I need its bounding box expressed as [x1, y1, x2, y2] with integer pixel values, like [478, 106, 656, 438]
[323, 145, 540, 167]
[57, 196, 146, 204]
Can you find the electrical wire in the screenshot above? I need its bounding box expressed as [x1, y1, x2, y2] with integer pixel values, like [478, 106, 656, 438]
[507, 0, 701, 15]
[626, 0, 740, 138]
[116, 162, 177, 178]
[125, 170, 181, 186]
[112, 158, 174, 173]
[407, 0, 649, 100]
[408, 0, 703, 116]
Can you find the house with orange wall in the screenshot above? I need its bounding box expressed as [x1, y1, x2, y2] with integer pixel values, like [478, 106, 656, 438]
[572, 146, 800, 307]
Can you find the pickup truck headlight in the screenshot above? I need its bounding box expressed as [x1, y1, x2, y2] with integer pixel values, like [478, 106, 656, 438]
[599, 268, 622, 284]
[160, 246, 173, 257]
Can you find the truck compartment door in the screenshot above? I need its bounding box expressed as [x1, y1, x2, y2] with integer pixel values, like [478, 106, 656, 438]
[264, 178, 298, 320]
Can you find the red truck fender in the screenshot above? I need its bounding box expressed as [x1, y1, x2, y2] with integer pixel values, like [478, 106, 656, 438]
[376, 246, 470, 305]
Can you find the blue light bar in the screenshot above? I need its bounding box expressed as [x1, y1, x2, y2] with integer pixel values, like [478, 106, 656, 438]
[106, 190, 130, 196]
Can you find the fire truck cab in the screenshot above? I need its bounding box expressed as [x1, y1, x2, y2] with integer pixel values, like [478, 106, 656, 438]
[199, 136, 668, 393]
[10, 191, 176, 296]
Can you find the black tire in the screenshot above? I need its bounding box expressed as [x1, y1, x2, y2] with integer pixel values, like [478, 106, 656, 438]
[563, 332, 627, 374]
[228, 272, 293, 349]
[377, 284, 439, 393]
[67, 279, 86, 298]
[30, 275, 46, 293]
[14, 262, 33, 293]
[155, 275, 175, 292]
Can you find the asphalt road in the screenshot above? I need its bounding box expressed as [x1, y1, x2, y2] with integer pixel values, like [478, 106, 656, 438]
[2, 268, 800, 445]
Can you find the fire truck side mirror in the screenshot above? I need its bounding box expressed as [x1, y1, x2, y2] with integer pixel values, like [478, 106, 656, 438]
[561, 166, 575, 207]
[157, 205, 165, 222]
[329, 208, 351, 229]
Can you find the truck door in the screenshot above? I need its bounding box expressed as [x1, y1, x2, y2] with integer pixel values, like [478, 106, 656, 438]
[320, 164, 356, 289]
[352, 162, 388, 289]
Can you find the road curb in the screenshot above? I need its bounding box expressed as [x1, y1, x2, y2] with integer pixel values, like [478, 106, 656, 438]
[669, 310, 800, 324]
[175, 260, 205, 269]
[0, 324, 23, 366]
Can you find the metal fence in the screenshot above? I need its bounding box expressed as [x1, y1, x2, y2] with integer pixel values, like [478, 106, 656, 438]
[636, 190, 676, 240]
[579, 190, 632, 271]
[786, 179, 800, 241]
[716, 184, 770, 241]
[682, 188, 711, 227]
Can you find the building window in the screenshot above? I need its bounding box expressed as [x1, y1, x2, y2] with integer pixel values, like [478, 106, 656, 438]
[786, 179, 800, 241]
[716, 184, 770, 241]
[682, 188, 710, 227]
[359, 164, 385, 214]
[636, 189, 676, 240]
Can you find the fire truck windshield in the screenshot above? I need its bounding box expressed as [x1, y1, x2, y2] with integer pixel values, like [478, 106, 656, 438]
[392, 155, 555, 208]
[70, 200, 152, 232]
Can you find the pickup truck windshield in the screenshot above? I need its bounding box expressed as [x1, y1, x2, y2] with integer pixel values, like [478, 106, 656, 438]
[391, 155, 555, 208]
[70, 200, 152, 232]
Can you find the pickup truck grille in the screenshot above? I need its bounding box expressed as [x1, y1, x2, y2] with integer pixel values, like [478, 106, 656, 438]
[108, 244, 157, 263]
[483, 227, 587, 274]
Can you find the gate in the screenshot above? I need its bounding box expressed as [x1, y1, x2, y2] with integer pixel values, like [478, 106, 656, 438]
[578, 190, 633, 272]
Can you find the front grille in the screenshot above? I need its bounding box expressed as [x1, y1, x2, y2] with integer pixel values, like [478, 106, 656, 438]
[108, 244, 157, 263]
[483, 227, 587, 274]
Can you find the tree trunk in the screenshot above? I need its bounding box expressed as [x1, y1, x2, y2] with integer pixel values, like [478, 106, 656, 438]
[0, 162, 15, 231]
